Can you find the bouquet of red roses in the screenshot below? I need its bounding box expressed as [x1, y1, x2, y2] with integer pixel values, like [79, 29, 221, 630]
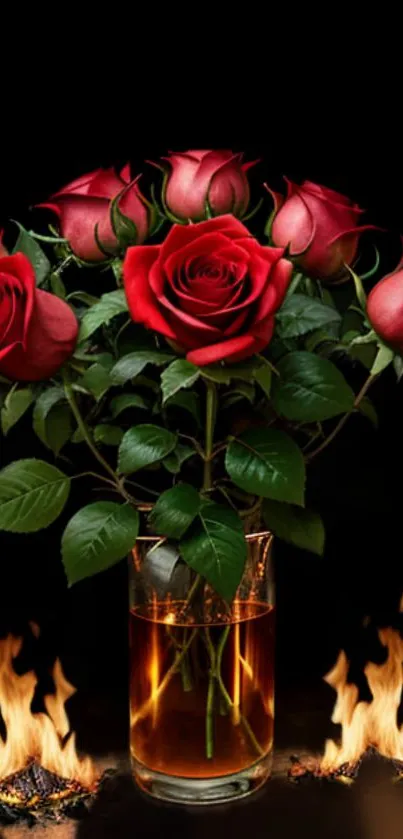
[0, 149, 400, 599]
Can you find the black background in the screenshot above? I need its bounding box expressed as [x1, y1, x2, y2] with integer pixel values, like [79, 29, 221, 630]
[1, 110, 403, 759]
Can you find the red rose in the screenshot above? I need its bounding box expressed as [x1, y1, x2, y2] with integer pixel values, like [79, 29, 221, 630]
[123, 215, 292, 365]
[367, 266, 403, 352]
[0, 253, 78, 381]
[269, 179, 374, 281]
[158, 150, 256, 222]
[39, 165, 150, 263]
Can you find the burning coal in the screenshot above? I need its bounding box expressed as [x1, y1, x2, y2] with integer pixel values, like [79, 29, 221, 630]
[290, 601, 403, 784]
[0, 628, 104, 825]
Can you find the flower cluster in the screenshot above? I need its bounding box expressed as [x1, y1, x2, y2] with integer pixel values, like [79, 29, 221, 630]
[0, 149, 401, 597]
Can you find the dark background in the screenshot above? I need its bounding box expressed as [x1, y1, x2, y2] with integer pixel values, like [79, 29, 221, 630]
[1, 117, 403, 759]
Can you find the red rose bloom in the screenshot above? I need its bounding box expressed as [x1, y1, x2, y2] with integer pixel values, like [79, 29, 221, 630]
[159, 150, 256, 222]
[367, 266, 403, 352]
[269, 180, 374, 281]
[39, 165, 150, 263]
[0, 253, 78, 381]
[123, 215, 292, 365]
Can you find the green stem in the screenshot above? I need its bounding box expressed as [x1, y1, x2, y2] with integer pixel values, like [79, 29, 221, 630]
[28, 231, 69, 244]
[131, 629, 198, 726]
[209, 625, 265, 758]
[206, 672, 216, 759]
[62, 372, 119, 485]
[306, 373, 378, 462]
[73, 471, 117, 487]
[166, 627, 193, 691]
[203, 380, 217, 491]
[204, 628, 217, 759]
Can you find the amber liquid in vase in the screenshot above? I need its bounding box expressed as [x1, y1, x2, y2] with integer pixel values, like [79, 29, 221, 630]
[129, 601, 275, 779]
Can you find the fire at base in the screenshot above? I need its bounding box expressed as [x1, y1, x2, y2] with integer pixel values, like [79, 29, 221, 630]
[0, 628, 100, 822]
[290, 597, 403, 784]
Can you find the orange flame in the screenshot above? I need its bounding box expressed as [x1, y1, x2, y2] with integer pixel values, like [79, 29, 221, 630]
[322, 625, 403, 772]
[232, 623, 241, 724]
[0, 634, 96, 787]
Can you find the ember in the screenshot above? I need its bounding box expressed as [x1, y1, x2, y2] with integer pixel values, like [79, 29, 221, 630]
[0, 627, 106, 825]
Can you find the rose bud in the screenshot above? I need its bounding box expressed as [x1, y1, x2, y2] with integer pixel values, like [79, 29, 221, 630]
[156, 150, 257, 223]
[38, 165, 152, 263]
[123, 215, 292, 366]
[0, 253, 78, 381]
[268, 179, 375, 282]
[367, 266, 403, 353]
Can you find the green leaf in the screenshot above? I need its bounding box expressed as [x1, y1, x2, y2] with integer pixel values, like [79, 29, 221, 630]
[1, 388, 34, 435]
[223, 382, 255, 407]
[371, 343, 394, 375]
[201, 358, 261, 385]
[275, 294, 341, 339]
[165, 391, 201, 427]
[262, 499, 325, 556]
[110, 393, 150, 417]
[43, 404, 73, 455]
[179, 502, 247, 601]
[163, 443, 195, 474]
[110, 351, 174, 385]
[78, 290, 128, 342]
[62, 501, 139, 586]
[272, 351, 355, 422]
[80, 362, 112, 401]
[149, 483, 201, 539]
[118, 424, 177, 473]
[161, 359, 200, 404]
[12, 222, 50, 286]
[255, 365, 272, 399]
[33, 387, 66, 445]
[50, 272, 67, 299]
[225, 428, 305, 506]
[94, 424, 124, 445]
[357, 396, 378, 428]
[0, 459, 70, 532]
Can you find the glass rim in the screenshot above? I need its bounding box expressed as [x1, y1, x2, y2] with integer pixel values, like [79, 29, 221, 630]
[133, 530, 273, 544]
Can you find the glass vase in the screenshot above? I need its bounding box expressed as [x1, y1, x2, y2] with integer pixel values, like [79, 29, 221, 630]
[128, 531, 275, 805]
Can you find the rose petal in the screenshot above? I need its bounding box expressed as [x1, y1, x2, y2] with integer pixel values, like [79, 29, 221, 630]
[87, 167, 125, 199]
[208, 156, 250, 215]
[160, 216, 252, 262]
[120, 163, 131, 184]
[54, 169, 102, 197]
[186, 334, 258, 365]
[163, 232, 235, 284]
[0, 254, 35, 346]
[164, 153, 203, 219]
[46, 196, 114, 262]
[123, 246, 176, 340]
[301, 180, 363, 214]
[0, 290, 78, 381]
[158, 293, 222, 347]
[272, 192, 316, 255]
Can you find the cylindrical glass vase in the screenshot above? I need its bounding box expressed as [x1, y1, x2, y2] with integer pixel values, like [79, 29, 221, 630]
[129, 531, 275, 805]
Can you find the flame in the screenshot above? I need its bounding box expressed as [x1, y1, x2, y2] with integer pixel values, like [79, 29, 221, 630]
[232, 623, 241, 724]
[148, 593, 160, 728]
[322, 626, 403, 772]
[0, 634, 96, 787]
